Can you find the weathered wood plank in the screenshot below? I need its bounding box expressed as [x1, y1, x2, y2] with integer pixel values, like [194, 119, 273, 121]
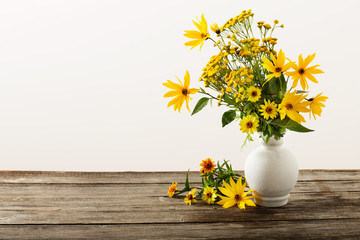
[0, 189, 358, 224]
[0, 219, 359, 240]
[0, 170, 359, 184]
[0, 179, 358, 199]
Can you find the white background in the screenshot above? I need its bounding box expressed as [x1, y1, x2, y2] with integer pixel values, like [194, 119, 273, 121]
[0, 0, 359, 171]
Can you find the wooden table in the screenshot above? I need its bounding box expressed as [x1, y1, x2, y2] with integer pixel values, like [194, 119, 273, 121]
[0, 170, 359, 239]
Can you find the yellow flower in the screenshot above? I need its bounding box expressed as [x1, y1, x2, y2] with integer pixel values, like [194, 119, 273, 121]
[217, 177, 256, 209]
[184, 188, 198, 205]
[246, 86, 261, 102]
[200, 158, 216, 175]
[167, 182, 178, 198]
[278, 90, 310, 124]
[210, 23, 221, 34]
[259, 100, 278, 120]
[309, 93, 328, 119]
[285, 53, 324, 90]
[239, 115, 259, 134]
[184, 14, 210, 50]
[262, 49, 293, 85]
[163, 70, 199, 112]
[202, 186, 218, 205]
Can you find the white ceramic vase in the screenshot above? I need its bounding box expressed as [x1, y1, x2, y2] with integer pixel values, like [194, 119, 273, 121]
[244, 136, 298, 207]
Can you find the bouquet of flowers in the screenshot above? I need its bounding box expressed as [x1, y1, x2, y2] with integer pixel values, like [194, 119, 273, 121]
[163, 10, 327, 209]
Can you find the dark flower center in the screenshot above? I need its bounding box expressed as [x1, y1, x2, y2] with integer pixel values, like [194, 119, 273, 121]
[275, 67, 282, 72]
[207, 192, 212, 198]
[188, 194, 193, 200]
[251, 91, 257, 97]
[215, 30, 221, 34]
[298, 68, 305, 74]
[266, 107, 273, 113]
[206, 163, 212, 169]
[201, 33, 209, 39]
[182, 89, 188, 96]
[235, 194, 241, 202]
[285, 104, 293, 110]
[246, 122, 253, 128]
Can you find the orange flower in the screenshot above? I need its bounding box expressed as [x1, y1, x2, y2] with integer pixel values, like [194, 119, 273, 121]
[200, 158, 216, 175]
[167, 182, 178, 198]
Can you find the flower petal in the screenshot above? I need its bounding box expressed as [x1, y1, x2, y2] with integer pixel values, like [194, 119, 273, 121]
[222, 199, 237, 208]
[163, 90, 180, 98]
[188, 88, 199, 94]
[184, 70, 190, 89]
[303, 53, 316, 68]
[163, 80, 183, 90]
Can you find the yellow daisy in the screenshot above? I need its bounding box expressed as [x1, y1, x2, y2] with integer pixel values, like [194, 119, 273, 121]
[262, 49, 292, 85]
[308, 92, 328, 119]
[210, 23, 221, 34]
[246, 86, 261, 102]
[200, 158, 216, 175]
[278, 90, 310, 124]
[167, 182, 178, 198]
[285, 53, 324, 90]
[259, 100, 278, 120]
[202, 186, 218, 205]
[184, 14, 210, 50]
[163, 70, 199, 112]
[184, 188, 198, 205]
[217, 177, 256, 209]
[239, 115, 259, 134]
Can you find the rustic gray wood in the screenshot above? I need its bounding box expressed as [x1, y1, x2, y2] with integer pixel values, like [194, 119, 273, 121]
[0, 170, 359, 239]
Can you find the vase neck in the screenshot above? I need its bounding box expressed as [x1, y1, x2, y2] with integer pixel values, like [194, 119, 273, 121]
[260, 136, 284, 146]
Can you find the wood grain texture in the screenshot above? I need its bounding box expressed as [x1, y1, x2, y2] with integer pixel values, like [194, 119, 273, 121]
[0, 170, 359, 239]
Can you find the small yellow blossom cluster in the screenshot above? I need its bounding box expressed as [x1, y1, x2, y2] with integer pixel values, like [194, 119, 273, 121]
[220, 9, 254, 32]
[257, 21, 271, 29]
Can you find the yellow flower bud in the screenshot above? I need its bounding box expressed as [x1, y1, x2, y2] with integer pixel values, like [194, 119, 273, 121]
[274, 20, 279, 24]
[269, 40, 277, 45]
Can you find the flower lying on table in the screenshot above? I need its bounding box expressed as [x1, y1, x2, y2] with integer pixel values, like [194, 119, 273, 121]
[168, 159, 256, 210]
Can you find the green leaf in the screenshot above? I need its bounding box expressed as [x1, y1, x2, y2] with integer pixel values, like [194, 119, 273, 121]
[222, 110, 237, 127]
[223, 94, 236, 105]
[184, 170, 190, 190]
[272, 117, 314, 133]
[286, 121, 314, 132]
[243, 103, 253, 114]
[191, 97, 209, 116]
[272, 117, 291, 127]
